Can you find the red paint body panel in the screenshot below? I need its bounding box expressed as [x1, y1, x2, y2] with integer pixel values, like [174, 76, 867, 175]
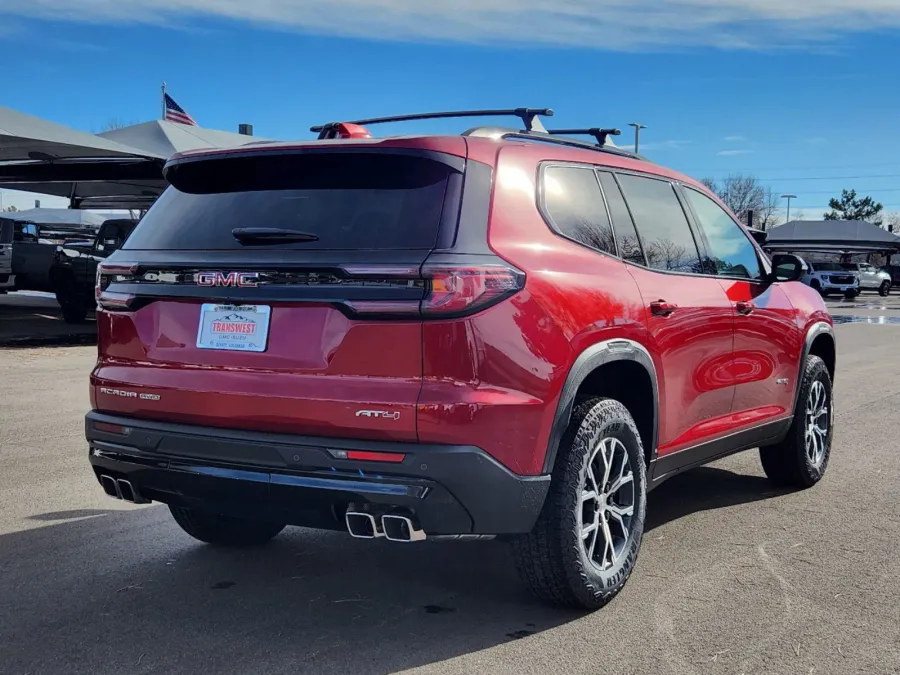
[92, 301, 423, 441]
[719, 279, 803, 423]
[624, 266, 736, 455]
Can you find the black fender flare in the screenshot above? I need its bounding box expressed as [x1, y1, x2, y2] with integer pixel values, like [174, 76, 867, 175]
[541, 338, 660, 474]
[793, 321, 836, 412]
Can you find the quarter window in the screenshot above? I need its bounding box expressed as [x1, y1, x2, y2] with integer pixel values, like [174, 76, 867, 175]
[684, 188, 763, 280]
[616, 175, 702, 274]
[542, 166, 616, 256]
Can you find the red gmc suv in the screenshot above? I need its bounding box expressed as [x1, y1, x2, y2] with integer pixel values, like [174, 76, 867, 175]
[86, 109, 836, 610]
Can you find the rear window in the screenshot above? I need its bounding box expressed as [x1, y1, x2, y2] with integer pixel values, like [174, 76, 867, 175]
[125, 153, 455, 251]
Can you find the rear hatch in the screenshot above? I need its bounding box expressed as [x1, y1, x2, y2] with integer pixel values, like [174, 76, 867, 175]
[91, 145, 468, 441]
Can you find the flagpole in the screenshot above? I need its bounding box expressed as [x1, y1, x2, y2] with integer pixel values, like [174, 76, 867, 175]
[161, 82, 167, 120]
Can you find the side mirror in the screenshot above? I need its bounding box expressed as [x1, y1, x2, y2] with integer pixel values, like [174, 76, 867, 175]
[769, 254, 807, 283]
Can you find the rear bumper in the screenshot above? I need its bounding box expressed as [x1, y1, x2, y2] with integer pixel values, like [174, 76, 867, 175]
[85, 411, 550, 535]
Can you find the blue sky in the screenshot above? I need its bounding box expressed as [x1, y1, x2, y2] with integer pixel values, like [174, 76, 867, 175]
[2, 0, 900, 221]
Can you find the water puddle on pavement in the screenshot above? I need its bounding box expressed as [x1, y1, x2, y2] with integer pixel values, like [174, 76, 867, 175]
[830, 315, 900, 325]
[828, 304, 900, 311]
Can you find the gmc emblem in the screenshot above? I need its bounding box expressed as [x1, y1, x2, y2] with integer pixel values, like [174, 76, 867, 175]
[195, 272, 259, 288]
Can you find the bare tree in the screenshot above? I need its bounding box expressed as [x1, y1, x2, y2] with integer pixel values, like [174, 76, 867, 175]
[793, 209, 807, 221]
[757, 187, 781, 230]
[700, 174, 766, 225]
[886, 211, 900, 232]
[95, 117, 139, 133]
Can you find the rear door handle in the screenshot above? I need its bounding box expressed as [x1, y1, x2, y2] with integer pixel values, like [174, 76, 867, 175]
[650, 300, 678, 317]
[735, 301, 755, 315]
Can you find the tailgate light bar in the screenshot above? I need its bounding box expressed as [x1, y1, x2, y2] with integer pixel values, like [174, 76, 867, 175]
[94, 262, 524, 319]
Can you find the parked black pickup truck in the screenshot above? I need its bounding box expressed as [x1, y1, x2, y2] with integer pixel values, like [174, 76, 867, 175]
[10, 221, 96, 294]
[51, 219, 138, 323]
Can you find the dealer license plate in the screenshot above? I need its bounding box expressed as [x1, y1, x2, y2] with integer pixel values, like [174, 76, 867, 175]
[196, 304, 271, 352]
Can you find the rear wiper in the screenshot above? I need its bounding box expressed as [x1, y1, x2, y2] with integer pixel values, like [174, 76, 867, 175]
[231, 227, 320, 245]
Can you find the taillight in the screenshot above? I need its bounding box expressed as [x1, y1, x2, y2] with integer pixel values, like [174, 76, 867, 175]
[96, 262, 139, 311]
[344, 263, 524, 319]
[421, 264, 524, 316]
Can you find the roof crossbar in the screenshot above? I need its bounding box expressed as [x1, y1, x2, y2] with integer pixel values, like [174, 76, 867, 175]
[311, 108, 554, 139]
[545, 128, 622, 147]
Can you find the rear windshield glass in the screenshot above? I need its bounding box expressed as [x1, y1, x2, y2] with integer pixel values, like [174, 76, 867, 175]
[124, 153, 454, 251]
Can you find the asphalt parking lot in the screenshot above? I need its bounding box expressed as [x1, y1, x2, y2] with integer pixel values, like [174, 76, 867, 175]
[1, 311, 899, 674]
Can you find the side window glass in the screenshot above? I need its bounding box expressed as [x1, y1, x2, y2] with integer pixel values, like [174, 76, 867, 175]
[683, 188, 763, 280]
[616, 175, 703, 274]
[542, 166, 616, 256]
[15, 224, 38, 243]
[597, 172, 645, 265]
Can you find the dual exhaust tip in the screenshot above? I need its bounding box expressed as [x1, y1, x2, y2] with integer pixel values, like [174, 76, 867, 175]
[99, 475, 150, 504]
[345, 509, 426, 542]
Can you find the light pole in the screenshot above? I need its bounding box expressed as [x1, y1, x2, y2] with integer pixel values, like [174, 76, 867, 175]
[781, 194, 797, 224]
[628, 122, 647, 154]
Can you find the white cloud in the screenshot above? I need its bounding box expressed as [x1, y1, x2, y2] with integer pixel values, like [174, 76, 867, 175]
[1, 0, 899, 50]
[717, 149, 754, 156]
[724, 135, 745, 142]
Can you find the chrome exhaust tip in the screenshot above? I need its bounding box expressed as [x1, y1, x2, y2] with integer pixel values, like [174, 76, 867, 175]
[116, 479, 150, 504]
[345, 511, 383, 539]
[99, 475, 121, 499]
[382, 514, 426, 542]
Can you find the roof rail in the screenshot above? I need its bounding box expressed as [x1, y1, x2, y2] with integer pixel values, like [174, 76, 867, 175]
[494, 130, 643, 161]
[545, 127, 621, 148]
[310, 108, 554, 139]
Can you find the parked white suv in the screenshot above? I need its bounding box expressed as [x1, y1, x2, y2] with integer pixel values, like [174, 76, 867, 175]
[801, 260, 859, 298]
[841, 263, 892, 296]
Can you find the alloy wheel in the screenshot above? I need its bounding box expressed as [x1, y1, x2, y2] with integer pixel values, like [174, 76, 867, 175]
[805, 380, 829, 467]
[579, 437, 635, 571]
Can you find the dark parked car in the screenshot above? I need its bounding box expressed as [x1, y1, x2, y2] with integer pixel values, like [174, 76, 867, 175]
[0, 218, 13, 293]
[85, 109, 836, 610]
[51, 218, 138, 322]
[10, 221, 96, 294]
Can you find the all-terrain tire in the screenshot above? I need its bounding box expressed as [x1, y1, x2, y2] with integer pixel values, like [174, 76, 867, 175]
[512, 397, 647, 610]
[759, 355, 833, 489]
[879, 281, 891, 297]
[169, 505, 286, 546]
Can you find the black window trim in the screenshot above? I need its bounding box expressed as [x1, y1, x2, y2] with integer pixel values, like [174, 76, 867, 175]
[612, 169, 710, 279]
[537, 161, 775, 282]
[536, 161, 622, 261]
[677, 182, 772, 284]
[598, 170, 648, 267]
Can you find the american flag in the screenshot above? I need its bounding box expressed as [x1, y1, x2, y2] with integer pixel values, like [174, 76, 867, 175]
[164, 93, 197, 126]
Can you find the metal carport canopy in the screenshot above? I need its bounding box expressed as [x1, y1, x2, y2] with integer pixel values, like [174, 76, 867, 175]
[0, 106, 155, 161]
[1, 110, 265, 209]
[762, 219, 900, 253]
